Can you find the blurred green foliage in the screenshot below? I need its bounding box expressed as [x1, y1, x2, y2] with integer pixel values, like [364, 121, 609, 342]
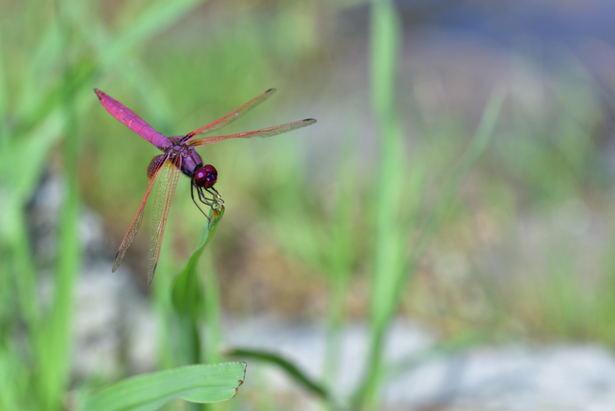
[0, 0, 613, 410]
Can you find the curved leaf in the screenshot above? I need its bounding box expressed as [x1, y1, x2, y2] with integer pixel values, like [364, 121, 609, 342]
[172, 205, 225, 317]
[226, 347, 331, 402]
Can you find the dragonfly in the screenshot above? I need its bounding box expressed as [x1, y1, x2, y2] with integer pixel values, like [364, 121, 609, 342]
[95, 88, 316, 280]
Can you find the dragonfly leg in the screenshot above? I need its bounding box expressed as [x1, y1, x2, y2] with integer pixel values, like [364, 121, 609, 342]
[191, 181, 211, 221]
[192, 182, 224, 215]
[196, 186, 212, 204]
[196, 185, 221, 211]
[206, 186, 225, 209]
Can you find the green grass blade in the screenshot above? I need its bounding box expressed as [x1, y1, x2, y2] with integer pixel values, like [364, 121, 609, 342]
[80, 362, 246, 411]
[172, 206, 225, 317]
[34, 3, 82, 408]
[170, 206, 224, 368]
[203, 258, 222, 365]
[103, 0, 204, 66]
[16, 0, 204, 138]
[407, 90, 505, 265]
[351, 0, 403, 408]
[16, 21, 63, 120]
[65, 0, 175, 128]
[0, 348, 25, 410]
[0, 34, 7, 145]
[324, 144, 357, 388]
[226, 348, 331, 403]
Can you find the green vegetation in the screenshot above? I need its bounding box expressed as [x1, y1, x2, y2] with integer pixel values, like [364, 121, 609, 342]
[80, 362, 246, 411]
[0, 0, 612, 410]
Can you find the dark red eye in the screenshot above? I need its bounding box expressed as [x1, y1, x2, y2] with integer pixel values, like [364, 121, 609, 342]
[193, 164, 218, 188]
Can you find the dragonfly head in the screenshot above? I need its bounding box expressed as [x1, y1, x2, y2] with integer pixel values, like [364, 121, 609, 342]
[193, 164, 218, 188]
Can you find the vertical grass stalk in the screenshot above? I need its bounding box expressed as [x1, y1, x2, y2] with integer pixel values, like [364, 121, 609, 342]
[323, 149, 356, 397]
[35, 2, 81, 409]
[351, 1, 403, 409]
[171, 206, 225, 361]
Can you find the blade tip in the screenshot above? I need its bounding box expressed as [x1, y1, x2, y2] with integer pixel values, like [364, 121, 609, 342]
[304, 118, 317, 125]
[266, 88, 277, 94]
[147, 264, 157, 285]
[112, 251, 121, 272]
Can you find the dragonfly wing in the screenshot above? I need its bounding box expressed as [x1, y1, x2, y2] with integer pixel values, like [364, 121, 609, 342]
[184, 88, 277, 140]
[112, 156, 167, 272]
[147, 157, 181, 283]
[95, 89, 171, 150]
[188, 118, 316, 147]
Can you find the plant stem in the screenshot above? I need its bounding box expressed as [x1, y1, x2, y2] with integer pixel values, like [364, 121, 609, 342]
[36, 2, 81, 409]
[351, 0, 403, 409]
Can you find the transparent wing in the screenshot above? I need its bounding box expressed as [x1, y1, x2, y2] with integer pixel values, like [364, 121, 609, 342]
[184, 88, 277, 140]
[112, 157, 167, 272]
[188, 118, 317, 147]
[95, 88, 171, 150]
[147, 157, 181, 283]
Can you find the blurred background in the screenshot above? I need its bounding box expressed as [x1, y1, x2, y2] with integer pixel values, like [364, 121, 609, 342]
[1, 0, 614, 410]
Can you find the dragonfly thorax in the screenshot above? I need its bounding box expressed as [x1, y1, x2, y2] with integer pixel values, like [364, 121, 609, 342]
[165, 138, 204, 177]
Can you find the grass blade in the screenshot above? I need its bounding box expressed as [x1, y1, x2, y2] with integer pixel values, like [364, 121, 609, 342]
[80, 362, 246, 411]
[169, 206, 224, 368]
[34, 2, 81, 408]
[109, 0, 203, 62]
[226, 348, 331, 402]
[407, 90, 505, 266]
[0, 34, 7, 144]
[351, 1, 403, 408]
[324, 145, 357, 389]
[172, 206, 225, 317]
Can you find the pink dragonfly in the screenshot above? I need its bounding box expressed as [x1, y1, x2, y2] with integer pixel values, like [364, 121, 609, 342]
[95, 88, 316, 280]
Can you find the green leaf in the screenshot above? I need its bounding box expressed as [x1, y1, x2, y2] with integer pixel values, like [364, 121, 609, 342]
[172, 206, 225, 317]
[226, 347, 331, 402]
[80, 362, 246, 411]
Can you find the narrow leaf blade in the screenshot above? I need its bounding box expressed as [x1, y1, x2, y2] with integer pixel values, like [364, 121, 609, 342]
[80, 362, 246, 411]
[172, 206, 225, 317]
[226, 347, 331, 402]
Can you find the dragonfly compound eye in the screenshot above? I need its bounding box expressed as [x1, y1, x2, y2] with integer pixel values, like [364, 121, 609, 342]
[193, 164, 218, 188]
